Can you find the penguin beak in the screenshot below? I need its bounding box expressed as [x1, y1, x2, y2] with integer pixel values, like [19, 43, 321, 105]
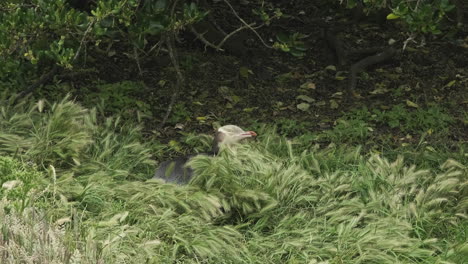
[241, 131, 257, 137]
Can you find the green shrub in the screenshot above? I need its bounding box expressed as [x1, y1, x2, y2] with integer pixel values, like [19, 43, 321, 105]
[0, 156, 45, 210]
[344, 0, 455, 34]
[0, 0, 207, 88]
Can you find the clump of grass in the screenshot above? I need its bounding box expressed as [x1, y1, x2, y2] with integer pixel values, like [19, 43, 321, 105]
[0, 93, 155, 177]
[342, 104, 454, 135]
[0, 95, 466, 263]
[186, 142, 467, 263]
[0, 199, 112, 264]
[0, 157, 109, 264]
[0, 93, 95, 167]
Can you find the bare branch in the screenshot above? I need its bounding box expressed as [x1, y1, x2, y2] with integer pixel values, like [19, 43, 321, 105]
[73, 19, 95, 62]
[223, 0, 272, 49]
[158, 0, 185, 129]
[190, 22, 257, 52]
[189, 26, 224, 51]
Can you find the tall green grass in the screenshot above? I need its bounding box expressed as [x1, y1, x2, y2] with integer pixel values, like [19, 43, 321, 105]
[0, 94, 466, 263]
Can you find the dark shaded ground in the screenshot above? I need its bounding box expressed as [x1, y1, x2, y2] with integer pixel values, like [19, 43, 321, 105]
[41, 3, 468, 155]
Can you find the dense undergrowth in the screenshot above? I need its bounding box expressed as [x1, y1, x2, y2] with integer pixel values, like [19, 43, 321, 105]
[0, 95, 467, 263]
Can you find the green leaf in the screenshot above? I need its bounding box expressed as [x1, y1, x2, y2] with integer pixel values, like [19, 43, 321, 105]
[276, 32, 289, 43]
[387, 13, 400, 20]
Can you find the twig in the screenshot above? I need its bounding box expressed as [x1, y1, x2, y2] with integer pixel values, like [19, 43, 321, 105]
[158, 0, 185, 129]
[73, 20, 95, 62]
[189, 26, 224, 51]
[403, 33, 416, 51]
[223, 0, 272, 49]
[190, 22, 255, 52]
[217, 23, 254, 48]
[158, 33, 184, 129]
[133, 45, 143, 76]
[148, 39, 164, 55]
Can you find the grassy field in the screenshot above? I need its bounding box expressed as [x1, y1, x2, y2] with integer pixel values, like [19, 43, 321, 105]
[0, 95, 467, 263]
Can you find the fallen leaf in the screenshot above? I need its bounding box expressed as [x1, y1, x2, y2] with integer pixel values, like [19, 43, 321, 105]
[330, 99, 339, 109]
[158, 80, 167, 87]
[406, 100, 419, 108]
[243, 107, 258, 113]
[231, 95, 241, 103]
[297, 103, 310, 111]
[331, 92, 343, 98]
[335, 71, 347, 80]
[218, 86, 230, 95]
[300, 81, 316, 89]
[445, 80, 456, 87]
[352, 91, 364, 99]
[296, 95, 315, 103]
[239, 67, 252, 78]
[369, 87, 389, 94]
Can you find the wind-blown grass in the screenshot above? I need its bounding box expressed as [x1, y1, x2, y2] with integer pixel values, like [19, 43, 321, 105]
[0, 95, 466, 263]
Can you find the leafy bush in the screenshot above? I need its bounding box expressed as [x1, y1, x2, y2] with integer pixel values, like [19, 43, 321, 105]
[344, 0, 456, 34]
[0, 0, 207, 88]
[0, 0, 461, 90]
[0, 156, 45, 209]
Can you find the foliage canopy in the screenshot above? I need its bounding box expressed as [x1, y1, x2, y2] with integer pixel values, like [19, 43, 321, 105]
[0, 0, 462, 88]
